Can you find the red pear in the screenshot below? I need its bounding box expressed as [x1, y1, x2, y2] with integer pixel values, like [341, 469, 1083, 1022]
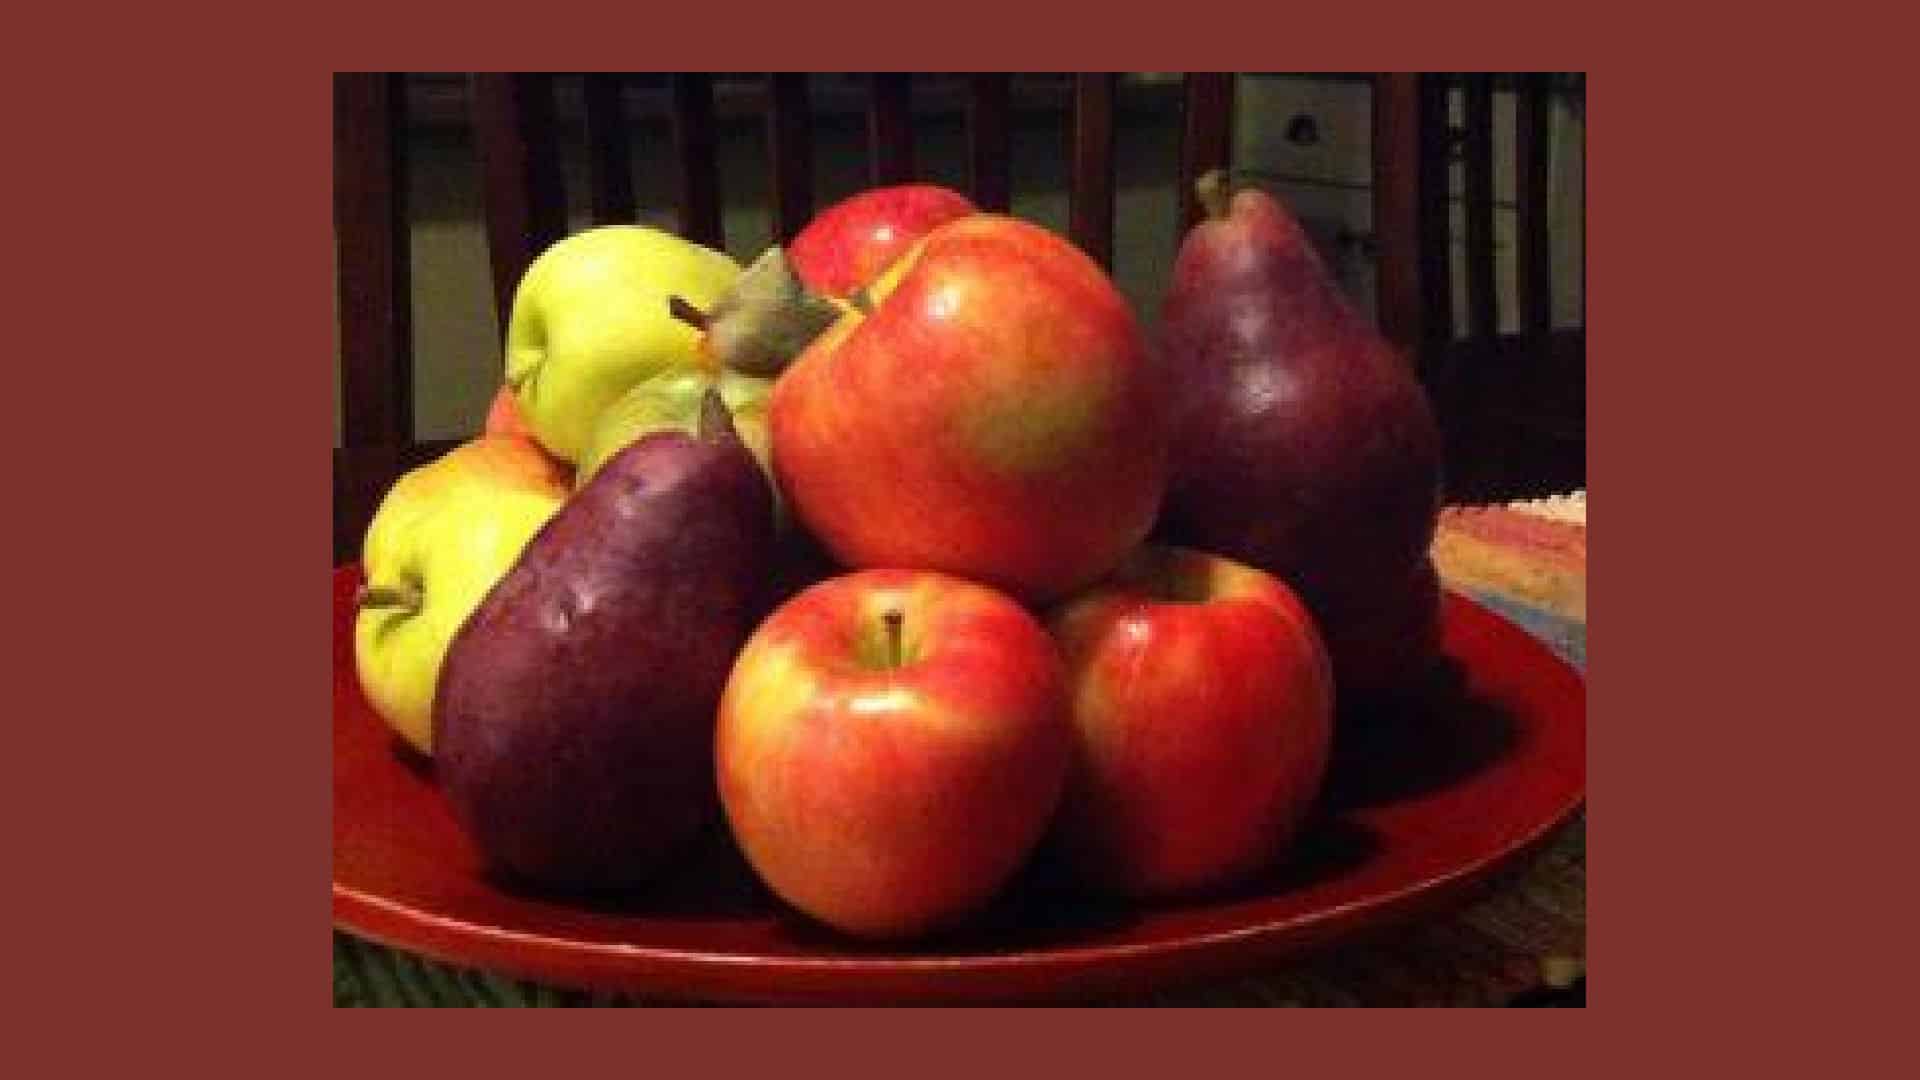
[1315, 556, 1444, 701]
[434, 393, 775, 892]
[1157, 173, 1443, 700]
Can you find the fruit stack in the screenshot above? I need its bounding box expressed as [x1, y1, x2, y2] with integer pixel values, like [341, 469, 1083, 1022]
[351, 177, 1443, 940]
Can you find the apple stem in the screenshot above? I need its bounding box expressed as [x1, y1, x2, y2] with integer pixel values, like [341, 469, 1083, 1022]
[668, 296, 711, 332]
[356, 581, 423, 614]
[847, 287, 874, 315]
[882, 609, 905, 669]
[1196, 169, 1232, 220]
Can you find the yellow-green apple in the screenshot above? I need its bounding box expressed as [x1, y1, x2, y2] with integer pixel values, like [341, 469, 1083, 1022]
[353, 437, 570, 755]
[1045, 545, 1334, 900]
[787, 184, 977, 297]
[769, 214, 1169, 604]
[572, 247, 842, 491]
[504, 225, 741, 463]
[577, 367, 773, 488]
[715, 568, 1072, 939]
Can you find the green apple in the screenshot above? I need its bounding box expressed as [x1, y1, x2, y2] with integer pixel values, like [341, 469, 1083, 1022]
[353, 436, 571, 755]
[577, 368, 772, 488]
[505, 225, 742, 463]
[573, 247, 848, 504]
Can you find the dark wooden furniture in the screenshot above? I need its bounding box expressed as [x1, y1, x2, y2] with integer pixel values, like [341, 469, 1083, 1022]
[1372, 73, 1585, 501]
[333, 72, 1583, 562]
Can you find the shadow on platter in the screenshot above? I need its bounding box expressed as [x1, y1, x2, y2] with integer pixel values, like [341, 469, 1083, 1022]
[1322, 658, 1516, 811]
[480, 820, 780, 921]
[767, 814, 1385, 957]
[468, 794, 1395, 947]
[390, 738, 434, 781]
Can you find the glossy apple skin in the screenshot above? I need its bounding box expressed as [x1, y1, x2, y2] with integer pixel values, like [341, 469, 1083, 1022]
[771, 214, 1168, 605]
[1045, 546, 1334, 900]
[715, 569, 1072, 939]
[1156, 185, 1442, 700]
[787, 184, 977, 297]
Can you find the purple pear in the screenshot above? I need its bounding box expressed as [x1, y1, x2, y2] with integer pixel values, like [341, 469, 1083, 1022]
[1157, 173, 1443, 699]
[434, 391, 774, 892]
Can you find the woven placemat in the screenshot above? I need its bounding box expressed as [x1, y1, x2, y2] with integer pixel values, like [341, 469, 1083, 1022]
[335, 494, 1587, 1007]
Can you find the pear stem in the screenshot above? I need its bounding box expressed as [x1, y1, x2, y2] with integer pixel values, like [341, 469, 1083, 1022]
[703, 247, 842, 379]
[356, 582, 423, 614]
[1196, 169, 1234, 220]
[668, 296, 711, 331]
[696, 387, 737, 442]
[882, 609, 905, 669]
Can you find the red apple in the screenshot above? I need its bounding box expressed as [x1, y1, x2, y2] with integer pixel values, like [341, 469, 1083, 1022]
[1045, 546, 1334, 900]
[480, 384, 576, 486]
[482, 384, 536, 440]
[769, 214, 1168, 605]
[714, 568, 1072, 939]
[787, 184, 976, 297]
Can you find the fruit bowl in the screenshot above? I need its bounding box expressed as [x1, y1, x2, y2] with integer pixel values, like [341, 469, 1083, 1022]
[333, 563, 1585, 1004]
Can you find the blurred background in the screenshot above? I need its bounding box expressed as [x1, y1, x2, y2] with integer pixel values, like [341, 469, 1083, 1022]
[336, 72, 1584, 481]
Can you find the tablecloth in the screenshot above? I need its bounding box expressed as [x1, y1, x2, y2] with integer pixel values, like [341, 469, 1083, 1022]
[334, 492, 1587, 1007]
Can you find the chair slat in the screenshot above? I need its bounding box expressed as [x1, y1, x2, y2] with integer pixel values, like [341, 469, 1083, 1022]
[1515, 73, 1554, 343]
[583, 73, 636, 225]
[767, 74, 814, 245]
[670, 74, 724, 248]
[1069, 73, 1116, 269]
[1371, 72, 1453, 375]
[966, 75, 1011, 210]
[1463, 73, 1497, 342]
[469, 73, 566, 329]
[1178, 73, 1235, 233]
[334, 72, 412, 449]
[1372, 74, 1419, 351]
[868, 73, 915, 185]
